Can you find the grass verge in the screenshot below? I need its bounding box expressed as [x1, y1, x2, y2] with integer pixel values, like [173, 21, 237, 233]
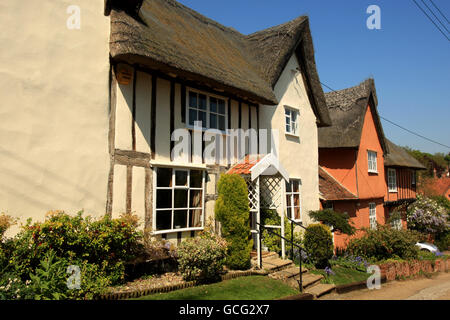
[132, 276, 297, 300]
[309, 266, 369, 286]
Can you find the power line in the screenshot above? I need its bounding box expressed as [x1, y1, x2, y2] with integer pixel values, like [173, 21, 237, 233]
[428, 0, 450, 24]
[411, 0, 450, 41]
[379, 116, 450, 150]
[420, 0, 449, 34]
[320, 81, 450, 150]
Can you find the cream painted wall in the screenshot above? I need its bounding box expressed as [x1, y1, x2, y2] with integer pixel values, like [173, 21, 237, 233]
[259, 54, 320, 225]
[0, 1, 111, 236]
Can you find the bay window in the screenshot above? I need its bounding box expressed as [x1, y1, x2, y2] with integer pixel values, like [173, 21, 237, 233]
[154, 167, 205, 233]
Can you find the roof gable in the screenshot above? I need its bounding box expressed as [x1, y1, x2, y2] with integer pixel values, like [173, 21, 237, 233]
[319, 166, 358, 201]
[318, 78, 387, 151]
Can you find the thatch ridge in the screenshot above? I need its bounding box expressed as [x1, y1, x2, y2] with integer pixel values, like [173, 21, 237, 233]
[109, 0, 331, 126]
[318, 78, 386, 150]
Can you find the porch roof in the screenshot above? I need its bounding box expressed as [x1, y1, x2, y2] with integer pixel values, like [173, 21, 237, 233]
[227, 154, 289, 182]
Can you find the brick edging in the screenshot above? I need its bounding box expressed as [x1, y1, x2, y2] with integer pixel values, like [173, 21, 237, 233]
[99, 269, 268, 300]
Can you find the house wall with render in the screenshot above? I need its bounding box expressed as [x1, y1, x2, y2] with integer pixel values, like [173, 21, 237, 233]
[320, 102, 387, 248]
[0, 1, 111, 236]
[259, 54, 321, 225]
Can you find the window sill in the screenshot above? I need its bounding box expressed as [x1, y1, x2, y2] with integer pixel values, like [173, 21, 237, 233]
[152, 227, 204, 235]
[389, 190, 398, 193]
[368, 171, 378, 174]
[285, 132, 300, 139]
[186, 124, 228, 136]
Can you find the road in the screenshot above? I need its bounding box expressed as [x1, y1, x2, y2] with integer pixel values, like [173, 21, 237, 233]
[322, 272, 450, 300]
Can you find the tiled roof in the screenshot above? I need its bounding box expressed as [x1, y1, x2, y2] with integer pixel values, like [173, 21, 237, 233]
[319, 166, 358, 201]
[227, 154, 266, 175]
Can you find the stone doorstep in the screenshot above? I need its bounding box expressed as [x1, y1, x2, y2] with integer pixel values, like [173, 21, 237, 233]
[261, 258, 294, 272]
[285, 273, 324, 290]
[304, 283, 336, 298]
[268, 266, 308, 280]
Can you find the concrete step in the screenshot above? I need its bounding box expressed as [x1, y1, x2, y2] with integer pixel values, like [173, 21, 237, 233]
[261, 258, 294, 272]
[268, 266, 308, 280]
[305, 283, 336, 298]
[293, 273, 324, 289]
[251, 251, 279, 261]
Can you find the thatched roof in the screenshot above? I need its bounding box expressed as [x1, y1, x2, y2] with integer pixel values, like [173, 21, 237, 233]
[108, 0, 331, 126]
[384, 139, 426, 169]
[318, 78, 387, 151]
[319, 167, 358, 201]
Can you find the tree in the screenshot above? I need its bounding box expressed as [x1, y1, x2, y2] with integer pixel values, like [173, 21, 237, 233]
[407, 195, 449, 235]
[215, 174, 252, 270]
[308, 209, 356, 235]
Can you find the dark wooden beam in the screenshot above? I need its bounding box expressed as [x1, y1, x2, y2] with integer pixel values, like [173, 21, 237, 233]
[126, 165, 132, 214]
[106, 64, 117, 217]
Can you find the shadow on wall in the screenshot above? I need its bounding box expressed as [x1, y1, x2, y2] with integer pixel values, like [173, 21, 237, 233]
[0, 146, 106, 215]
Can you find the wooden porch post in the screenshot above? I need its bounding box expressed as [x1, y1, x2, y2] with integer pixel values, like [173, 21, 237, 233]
[281, 178, 286, 259]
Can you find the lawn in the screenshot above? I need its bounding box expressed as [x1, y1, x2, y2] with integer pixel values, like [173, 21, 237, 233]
[310, 266, 370, 286]
[132, 276, 298, 300]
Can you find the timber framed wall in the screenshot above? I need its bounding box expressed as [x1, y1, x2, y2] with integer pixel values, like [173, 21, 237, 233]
[106, 61, 260, 243]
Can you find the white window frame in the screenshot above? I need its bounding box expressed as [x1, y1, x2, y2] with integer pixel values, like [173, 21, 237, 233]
[286, 179, 302, 222]
[369, 202, 377, 230]
[153, 167, 205, 234]
[390, 210, 402, 230]
[411, 170, 416, 186]
[284, 106, 299, 137]
[186, 88, 228, 132]
[388, 168, 397, 192]
[367, 150, 378, 173]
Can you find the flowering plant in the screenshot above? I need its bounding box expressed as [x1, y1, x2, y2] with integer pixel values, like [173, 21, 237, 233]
[407, 195, 449, 234]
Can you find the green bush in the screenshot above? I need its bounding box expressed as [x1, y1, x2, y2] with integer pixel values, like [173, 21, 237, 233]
[308, 209, 356, 235]
[28, 250, 69, 300]
[177, 234, 227, 283]
[347, 225, 420, 261]
[215, 174, 252, 270]
[435, 231, 450, 252]
[7, 211, 142, 285]
[303, 224, 333, 268]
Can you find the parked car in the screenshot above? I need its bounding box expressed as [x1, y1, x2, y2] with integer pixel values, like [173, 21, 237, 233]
[416, 242, 440, 254]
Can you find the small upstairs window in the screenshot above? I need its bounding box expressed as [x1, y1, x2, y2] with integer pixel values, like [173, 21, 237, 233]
[284, 106, 299, 136]
[368, 150, 378, 173]
[388, 168, 397, 192]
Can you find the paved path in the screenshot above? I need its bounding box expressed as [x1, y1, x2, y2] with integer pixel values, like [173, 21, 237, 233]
[322, 272, 450, 300]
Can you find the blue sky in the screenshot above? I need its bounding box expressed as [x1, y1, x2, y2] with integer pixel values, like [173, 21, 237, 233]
[178, 0, 450, 154]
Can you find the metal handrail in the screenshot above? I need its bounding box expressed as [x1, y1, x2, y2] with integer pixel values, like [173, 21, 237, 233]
[256, 221, 306, 293]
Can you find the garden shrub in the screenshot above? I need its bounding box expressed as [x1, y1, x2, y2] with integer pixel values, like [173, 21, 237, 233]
[308, 209, 356, 235]
[7, 211, 142, 287]
[303, 224, 333, 268]
[177, 233, 227, 283]
[215, 174, 252, 270]
[435, 231, 450, 252]
[347, 225, 421, 261]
